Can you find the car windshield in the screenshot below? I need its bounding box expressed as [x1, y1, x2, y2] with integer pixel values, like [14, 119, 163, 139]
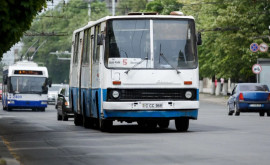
[105, 19, 197, 69]
[10, 76, 47, 94]
[239, 84, 269, 91]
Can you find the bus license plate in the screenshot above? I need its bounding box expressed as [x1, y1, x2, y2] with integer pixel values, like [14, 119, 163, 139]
[142, 103, 163, 109]
[249, 104, 262, 107]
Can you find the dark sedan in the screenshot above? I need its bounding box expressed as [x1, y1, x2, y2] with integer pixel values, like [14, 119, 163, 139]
[227, 83, 270, 116]
[56, 86, 73, 121]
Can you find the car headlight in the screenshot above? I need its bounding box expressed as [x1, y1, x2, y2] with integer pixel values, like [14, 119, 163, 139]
[111, 90, 120, 99]
[185, 91, 193, 99]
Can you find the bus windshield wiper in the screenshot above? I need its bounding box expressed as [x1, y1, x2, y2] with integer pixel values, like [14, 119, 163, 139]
[159, 44, 180, 74]
[124, 57, 148, 74]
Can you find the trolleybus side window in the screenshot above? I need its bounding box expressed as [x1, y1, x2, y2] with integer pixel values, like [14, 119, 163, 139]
[73, 33, 80, 64]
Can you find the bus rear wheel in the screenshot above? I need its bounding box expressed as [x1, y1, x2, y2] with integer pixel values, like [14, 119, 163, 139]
[175, 118, 189, 132]
[74, 113, 83, 126]
[100, 119, 113, 132]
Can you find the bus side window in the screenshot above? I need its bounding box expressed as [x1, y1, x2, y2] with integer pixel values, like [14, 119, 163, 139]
[73, 33, 80, 64]
[93, 25, 101, 63]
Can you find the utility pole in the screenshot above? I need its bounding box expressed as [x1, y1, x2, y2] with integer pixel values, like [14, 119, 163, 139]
[112, 0, 115, 16]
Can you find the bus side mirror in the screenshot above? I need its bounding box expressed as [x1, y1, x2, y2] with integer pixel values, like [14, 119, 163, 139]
[47, 78, 52, 87]
[3, 75, 7, 84]
[197, 32, 202, 45]
[97, 34, 104, 45]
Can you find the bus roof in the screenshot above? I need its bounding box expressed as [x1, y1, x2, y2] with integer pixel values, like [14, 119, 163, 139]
[73, 15, 195, 34]
[4, 61, 49, 77]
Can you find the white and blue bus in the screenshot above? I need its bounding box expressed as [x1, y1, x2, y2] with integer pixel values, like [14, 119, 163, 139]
[2, 61, 50, 111]
[69, 12, 201, 131]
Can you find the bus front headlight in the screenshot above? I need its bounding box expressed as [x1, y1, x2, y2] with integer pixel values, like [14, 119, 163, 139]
[111, 90, 120, 99]
[8, 100, 15, 104]
[185, 91, 193, 99]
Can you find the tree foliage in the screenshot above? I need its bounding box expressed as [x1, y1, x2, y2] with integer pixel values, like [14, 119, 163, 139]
[183, 0, 270, 82]
[117, 0, 148, 15]
[21, 0, 109, 83]
[0, 0, 46, 58]
[145, 0, 183, 14]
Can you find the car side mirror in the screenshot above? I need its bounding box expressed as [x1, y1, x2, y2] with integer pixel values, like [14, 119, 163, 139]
[47, 78, 52, 87]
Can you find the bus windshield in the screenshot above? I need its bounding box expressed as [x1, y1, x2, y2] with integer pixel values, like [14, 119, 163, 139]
[105, 19, 197, 69]
[10, 77, 47, 94]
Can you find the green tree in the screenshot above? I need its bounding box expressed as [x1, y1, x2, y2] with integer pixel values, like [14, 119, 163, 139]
[117, 0, 148, 15]
[145, 0, 183, 15]
[0, 0, 46, 58]
[183, 0, 270, 82]
[21, 0, 109, 83]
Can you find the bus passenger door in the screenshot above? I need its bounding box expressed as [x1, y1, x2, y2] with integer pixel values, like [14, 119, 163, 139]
[91, 25, 101, 119]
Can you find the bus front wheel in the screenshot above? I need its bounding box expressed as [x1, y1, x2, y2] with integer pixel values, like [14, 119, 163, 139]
[175, 118, 189, 132]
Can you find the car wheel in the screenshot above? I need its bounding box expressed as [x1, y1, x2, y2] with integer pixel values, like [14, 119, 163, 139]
[175, 118, 189, 132]
[259, 112, 265, 117]
[62, 113, 68, 121]
[234, 104, 240, 116]
[57, 113, 62, 121]
[267, 112, 270, 117]
[227, 104, 233, 116]
[158, 120, 170, 129]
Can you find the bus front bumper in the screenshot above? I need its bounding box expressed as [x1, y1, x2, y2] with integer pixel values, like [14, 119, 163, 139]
[102, 101, 199, 119]
[7, 100, 48, 108]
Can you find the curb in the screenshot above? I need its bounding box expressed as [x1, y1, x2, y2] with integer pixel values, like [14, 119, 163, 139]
[0, 137, 20, 165]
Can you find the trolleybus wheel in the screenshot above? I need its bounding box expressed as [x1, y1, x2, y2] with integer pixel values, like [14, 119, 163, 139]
[175, 118, 189, 132]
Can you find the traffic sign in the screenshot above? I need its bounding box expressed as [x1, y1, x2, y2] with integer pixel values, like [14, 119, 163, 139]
[259, 43, 268, 52]
[252, 64, 262, 74]
[250, 43, 259, 52]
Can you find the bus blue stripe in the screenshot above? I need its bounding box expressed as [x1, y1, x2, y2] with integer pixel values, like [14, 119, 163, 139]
[103, 109, 198, 119]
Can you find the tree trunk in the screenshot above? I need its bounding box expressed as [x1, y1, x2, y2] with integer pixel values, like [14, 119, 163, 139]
[199, 77, 204, 93]
[215, 78, 221, 96]
[222, 79, 228, 96]
[210, 76, 215, 95]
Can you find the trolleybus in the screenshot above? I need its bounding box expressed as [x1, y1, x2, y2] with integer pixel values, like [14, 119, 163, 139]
[2, 61, 50, 111]
[69, 12, 201, 131]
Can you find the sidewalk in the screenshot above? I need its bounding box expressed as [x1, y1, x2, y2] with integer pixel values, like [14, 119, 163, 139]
[199, 93, 228, 106]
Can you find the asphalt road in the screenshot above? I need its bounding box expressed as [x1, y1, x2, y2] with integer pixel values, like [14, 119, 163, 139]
[1, 98, 270, 165]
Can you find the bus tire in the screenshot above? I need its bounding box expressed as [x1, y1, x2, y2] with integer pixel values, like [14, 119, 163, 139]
[175, 118, 189, 132]
[158, 120, 170, 129]
[74, 113, 83, 126]
[100, 119, 113, 132]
